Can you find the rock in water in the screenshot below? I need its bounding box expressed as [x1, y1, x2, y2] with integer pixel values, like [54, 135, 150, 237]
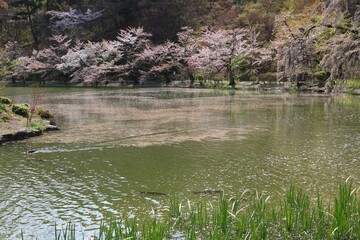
[45, 125, 60, 131]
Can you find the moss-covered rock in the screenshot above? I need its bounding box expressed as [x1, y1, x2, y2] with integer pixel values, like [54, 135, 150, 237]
[12, 104, 29, 118]
[0, 115, 10, 122]
[0, 96, 12, 104]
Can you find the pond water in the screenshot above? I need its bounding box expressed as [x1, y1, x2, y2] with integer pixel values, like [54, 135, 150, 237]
[0, 87, 360, 238]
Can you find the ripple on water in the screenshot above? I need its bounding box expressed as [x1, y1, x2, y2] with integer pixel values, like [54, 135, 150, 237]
[1, 89, 360, 238]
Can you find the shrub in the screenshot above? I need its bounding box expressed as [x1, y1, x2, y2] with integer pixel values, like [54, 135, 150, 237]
[250, 75, 259, 83]
[36, 109, 53, 119]
[314, 70, 329, 87]
[347, 90, 359, 96]
[12, 104, 29, 118]
[0, 96, 12, 104]
[338, 11, 352, 34]
[258, 72, 276, 83]
[289, 84, 300, 93]
[238, 72, 251, 81]
[30, 123, 46, 132]
[195, 71, 205, 82]
[345, 79, 360, 89]
[315, 28, 336, 43]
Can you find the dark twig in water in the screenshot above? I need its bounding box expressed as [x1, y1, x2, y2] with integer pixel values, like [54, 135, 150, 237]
[192, 189, 223, 194]
[140, 191, 167, 196]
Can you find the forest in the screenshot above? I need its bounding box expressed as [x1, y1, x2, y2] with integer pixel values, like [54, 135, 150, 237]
[0, 0, 360, 92]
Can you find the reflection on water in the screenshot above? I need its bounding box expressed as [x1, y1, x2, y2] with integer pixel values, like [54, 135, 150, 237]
[0, 88, 360, 238]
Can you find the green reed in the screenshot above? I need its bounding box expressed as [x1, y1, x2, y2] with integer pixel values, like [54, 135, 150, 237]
[22, 181, 360, 239]
[54, 222, 76, 240]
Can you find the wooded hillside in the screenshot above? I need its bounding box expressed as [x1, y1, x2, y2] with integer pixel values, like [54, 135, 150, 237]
[1, 0, 359, 92]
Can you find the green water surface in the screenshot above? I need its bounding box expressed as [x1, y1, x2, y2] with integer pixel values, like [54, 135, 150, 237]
[0, 88, 359, 238]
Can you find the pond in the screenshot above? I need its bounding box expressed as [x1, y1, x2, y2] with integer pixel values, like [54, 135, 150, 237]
[0, 87, 359, 238]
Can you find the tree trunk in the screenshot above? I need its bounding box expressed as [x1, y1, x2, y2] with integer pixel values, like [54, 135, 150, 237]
[188, 72, 195, 87]
[26, 5, 39, 49]
[227, 60, 235, 88]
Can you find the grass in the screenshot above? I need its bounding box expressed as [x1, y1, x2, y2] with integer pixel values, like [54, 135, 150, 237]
[24, 181, 360, 239]
[335, 79, 360, 94]
[343, 79, 360, 96]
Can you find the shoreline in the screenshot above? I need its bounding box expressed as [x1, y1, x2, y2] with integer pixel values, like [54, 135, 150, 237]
[2, 80, 359, 95]
[0, 124, 60, 145]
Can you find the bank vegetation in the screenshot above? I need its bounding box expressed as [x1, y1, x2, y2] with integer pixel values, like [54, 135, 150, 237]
[23, 181, 360, 240]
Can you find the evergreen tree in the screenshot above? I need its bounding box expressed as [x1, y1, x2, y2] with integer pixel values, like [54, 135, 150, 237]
[8, 0, 43, 48]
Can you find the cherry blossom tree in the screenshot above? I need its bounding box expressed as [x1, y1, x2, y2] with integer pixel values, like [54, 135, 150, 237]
[55, 27, 151, 85]
[114, 27, 152, 84]
[13, 35, 71, 83]
[56, 39, 122, 84]
[184, 27, 269, 87]
[115, 27, 152, 63]
[176, 27, 199, 86]
[134, 41, 181, 85]
[10, 26, 270, 87]
[133, 26, 270, 87]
